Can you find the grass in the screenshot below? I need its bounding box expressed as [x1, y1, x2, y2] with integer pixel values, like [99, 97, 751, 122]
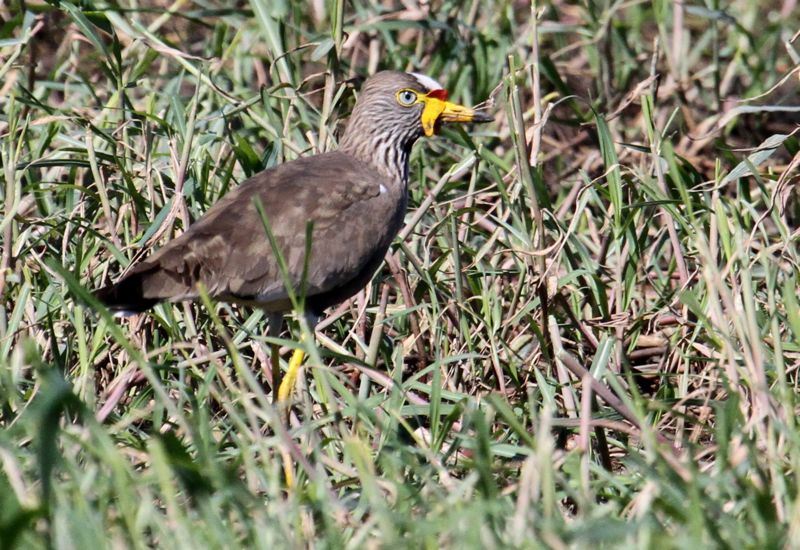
[1, 0, 800, 547]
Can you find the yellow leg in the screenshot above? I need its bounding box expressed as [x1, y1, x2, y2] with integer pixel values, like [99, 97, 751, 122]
[281, 447, 295, 489]
[278, 347, 305, 402]
[277, 345, 305, 488]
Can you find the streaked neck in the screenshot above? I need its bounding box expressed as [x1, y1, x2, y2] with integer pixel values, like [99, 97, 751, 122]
[338, 117, 416, 185]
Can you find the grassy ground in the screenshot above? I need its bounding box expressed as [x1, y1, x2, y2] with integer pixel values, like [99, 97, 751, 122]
[2, 0, 800, 547]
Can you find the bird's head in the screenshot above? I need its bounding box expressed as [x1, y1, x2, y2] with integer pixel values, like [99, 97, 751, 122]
[351, 71, 493, 140]
[339, 71, 492, 180]
[342, 71, 493, 155]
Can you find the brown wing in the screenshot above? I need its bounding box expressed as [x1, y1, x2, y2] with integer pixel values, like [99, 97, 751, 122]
[100, 151, 404, 313]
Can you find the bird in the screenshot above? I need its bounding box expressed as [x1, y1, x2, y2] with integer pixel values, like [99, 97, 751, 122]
[96, 70, 492, 403]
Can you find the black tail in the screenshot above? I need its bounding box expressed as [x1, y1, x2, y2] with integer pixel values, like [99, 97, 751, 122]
[95, 272, 159, 314]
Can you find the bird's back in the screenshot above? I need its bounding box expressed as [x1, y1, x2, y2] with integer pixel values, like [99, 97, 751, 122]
[97, 150, 407, 315]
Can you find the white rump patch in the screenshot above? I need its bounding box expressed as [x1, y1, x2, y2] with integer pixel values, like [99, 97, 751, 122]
[410, 72, 443, 91]
[379, 183, 387, 194]
[112, 310, 138, 318]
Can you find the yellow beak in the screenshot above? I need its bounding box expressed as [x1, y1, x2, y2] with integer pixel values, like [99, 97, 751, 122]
[419, 92, 493, 137]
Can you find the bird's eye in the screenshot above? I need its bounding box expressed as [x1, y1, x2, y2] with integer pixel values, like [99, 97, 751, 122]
[396, 89, 418, 106]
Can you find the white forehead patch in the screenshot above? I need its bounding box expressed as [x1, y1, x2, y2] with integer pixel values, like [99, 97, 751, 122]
[410, 72, 443, 91]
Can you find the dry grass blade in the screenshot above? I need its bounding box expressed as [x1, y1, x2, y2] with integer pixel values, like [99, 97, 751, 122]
[1, 1, 799, 547]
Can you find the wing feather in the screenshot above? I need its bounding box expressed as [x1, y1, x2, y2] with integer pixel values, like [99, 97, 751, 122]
[120, 151, 404, 312]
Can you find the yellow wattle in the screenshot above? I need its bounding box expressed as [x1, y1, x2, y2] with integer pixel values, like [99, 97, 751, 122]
[421, 98, 447, 137]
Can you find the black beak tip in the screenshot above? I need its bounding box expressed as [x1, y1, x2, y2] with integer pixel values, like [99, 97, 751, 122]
[472, 111, 494, 123]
